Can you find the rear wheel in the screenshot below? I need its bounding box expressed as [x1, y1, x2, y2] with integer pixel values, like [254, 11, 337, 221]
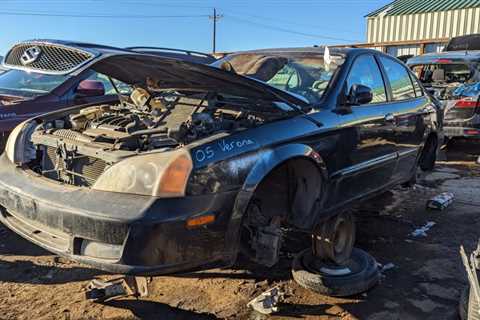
[420, 135, 438, 171]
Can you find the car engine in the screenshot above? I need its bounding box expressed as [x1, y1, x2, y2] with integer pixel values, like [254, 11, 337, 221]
[27, 91, 274, 187]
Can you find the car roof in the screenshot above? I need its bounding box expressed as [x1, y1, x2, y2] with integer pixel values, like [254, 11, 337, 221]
[407, 50, 480, 65]
[226, 46, 381, 57]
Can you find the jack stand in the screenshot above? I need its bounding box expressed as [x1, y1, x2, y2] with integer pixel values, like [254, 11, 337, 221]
[85, 276, 150, 302]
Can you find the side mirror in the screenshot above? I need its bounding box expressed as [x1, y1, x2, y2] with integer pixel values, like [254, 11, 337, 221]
[75, 80, 105, 98]
[347, 84, 373, 106]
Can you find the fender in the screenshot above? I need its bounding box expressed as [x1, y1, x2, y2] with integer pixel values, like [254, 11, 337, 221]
[223, 143, 328, 264]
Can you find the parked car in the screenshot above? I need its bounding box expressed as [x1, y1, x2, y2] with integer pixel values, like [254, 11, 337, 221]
[0, 46, 439, 290]
[407, 46, 480, 139]
[0, 40, 215, 150]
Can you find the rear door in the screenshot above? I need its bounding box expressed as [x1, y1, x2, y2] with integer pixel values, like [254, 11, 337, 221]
[335, 54, 399, 200]
[377, 55, 429, 181]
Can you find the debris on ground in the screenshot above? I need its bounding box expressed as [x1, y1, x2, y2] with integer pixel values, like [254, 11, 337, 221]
[85, 276, 149, 302]
[411, 221, 436, 237]
[379, 262, 395, 273]
[427, 192, 454, 211]
[247, 286, 284, 315]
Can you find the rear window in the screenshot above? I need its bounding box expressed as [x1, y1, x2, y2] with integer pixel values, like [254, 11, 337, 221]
[411, 63, 475, 84]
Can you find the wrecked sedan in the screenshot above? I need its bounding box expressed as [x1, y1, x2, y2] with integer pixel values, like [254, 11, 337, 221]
[0, 46, 440, 275]
[408, 50, 480, 139]
[0, 40, 215, 151]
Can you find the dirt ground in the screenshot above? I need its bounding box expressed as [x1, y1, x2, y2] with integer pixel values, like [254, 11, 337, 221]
[1, 141, 480, 320]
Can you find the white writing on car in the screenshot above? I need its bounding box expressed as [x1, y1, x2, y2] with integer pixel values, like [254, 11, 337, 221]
[194, 138, 256, 163]
[218, 139, 255, 152]
[0, 112, 16, 119]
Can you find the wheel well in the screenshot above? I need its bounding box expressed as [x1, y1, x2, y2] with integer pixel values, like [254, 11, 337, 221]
[247, 157, 324, 230]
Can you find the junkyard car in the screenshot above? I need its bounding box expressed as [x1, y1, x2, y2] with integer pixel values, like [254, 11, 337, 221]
[408, 49, 480, 139]
[0, 40, 215, 150]
[0, 45, 440, 276]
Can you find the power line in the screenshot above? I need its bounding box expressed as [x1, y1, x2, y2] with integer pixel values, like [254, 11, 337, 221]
[227, 15, 360, 43]
[0, 10, 209, 19]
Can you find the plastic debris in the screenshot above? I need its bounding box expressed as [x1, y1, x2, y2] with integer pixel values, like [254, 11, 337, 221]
[453, 83, 480, 97]
[411, 221, 436, 237]
[427, 192, 454, 211]
[381, 263, 395, 272]
[247, 286, 284, 315]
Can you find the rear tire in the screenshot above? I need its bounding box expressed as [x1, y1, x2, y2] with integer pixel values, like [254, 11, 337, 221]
[292, 248, 380, 297]
[420, 136, 437, 171]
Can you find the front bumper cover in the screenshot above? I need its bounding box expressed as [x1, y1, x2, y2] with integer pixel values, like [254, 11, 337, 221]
[0, 154, 238, 275]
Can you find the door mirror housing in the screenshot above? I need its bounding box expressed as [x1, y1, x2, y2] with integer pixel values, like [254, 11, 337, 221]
[347, 84, 373, 106]
[75, 80, 105, 98]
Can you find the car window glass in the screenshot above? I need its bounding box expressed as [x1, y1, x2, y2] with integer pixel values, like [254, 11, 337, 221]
[214, 53, 343, 104]
[267, 64, 300, 91]
[380, 57, 416, 100]
[346, 55, 387, 104]
[86, 72, 132, 95]
[410, 74, 423, 97]
[0, 69, 68, 98]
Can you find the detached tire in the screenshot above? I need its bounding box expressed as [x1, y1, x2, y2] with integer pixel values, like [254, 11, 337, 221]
[292, 248, 379, 297]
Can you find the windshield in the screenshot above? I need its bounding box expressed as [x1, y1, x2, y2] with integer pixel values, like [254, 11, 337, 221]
[213, 52, 342, 104]
[0, 69, 68, 98]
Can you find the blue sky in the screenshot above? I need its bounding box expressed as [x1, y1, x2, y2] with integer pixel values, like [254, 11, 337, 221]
[0, 0, 388, 55]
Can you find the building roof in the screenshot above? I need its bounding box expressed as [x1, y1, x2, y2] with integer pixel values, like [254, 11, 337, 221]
[367, 0, 480, 17]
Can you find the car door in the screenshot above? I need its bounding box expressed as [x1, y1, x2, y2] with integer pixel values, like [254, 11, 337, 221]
[377, 55, 428, 181]
[336, 54, 399, 200]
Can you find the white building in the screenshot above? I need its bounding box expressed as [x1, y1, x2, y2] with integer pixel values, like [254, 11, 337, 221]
[360, 0, 480, 56]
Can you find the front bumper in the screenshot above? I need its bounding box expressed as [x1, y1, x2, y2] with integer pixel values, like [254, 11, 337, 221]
[0, 154, 238, 275]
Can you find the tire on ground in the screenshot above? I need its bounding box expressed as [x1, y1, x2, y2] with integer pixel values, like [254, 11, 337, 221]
[292, 248, 379, 297]
[420, 135, 437, 171]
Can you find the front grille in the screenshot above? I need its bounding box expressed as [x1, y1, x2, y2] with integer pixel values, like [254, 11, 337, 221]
[4, 42, 94, 74]
[43, 146, 107, 186]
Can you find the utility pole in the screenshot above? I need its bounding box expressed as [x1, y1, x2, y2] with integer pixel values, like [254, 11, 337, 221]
[209, 8, 223, 54]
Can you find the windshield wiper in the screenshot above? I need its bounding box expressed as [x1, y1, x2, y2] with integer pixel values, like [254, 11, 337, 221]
[261, 86, 323, 127]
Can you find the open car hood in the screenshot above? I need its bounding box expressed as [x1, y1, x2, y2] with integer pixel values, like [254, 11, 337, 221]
[90, 53, 309, 108]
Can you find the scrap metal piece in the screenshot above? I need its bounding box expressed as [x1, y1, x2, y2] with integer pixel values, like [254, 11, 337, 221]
[247, 286, 284, 315]
[85, 276, 149, 302]
[460, 245, 480, 317]
[427, 192, 454, 211]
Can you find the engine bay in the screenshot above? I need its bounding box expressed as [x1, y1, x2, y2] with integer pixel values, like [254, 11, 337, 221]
[26, 89, 285, 186]
[32, 90, 277, 152]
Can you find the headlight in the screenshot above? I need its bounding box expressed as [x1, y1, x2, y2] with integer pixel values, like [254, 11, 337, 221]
[5, 120, 35, 164]
[92, 149, 193, 197]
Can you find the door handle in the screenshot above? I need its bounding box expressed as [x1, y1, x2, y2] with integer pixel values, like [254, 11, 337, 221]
[384, 113, 395, 123]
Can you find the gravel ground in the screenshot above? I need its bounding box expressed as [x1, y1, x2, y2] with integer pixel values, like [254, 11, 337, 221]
[0, 142, 479, 320]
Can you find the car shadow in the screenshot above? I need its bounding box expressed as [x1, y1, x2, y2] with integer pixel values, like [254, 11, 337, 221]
[0, 258, 105, 285]
[103, 299, 218, 320]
